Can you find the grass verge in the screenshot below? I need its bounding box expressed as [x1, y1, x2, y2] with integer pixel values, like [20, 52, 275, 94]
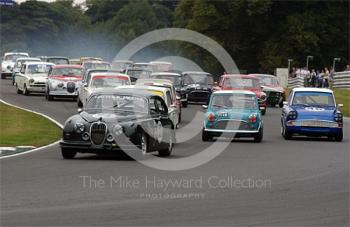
[0, 102, 61, 147]
[333, 89, 350, 117]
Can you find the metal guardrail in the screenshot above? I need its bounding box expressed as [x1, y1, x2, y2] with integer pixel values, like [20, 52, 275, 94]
[288, 76, 305, 88]
[332, 71, 350, 89]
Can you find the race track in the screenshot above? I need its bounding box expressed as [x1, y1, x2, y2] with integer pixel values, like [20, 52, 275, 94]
[0, 79, 349, 226]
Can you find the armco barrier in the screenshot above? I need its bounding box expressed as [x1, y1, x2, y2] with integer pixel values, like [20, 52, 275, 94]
[288, 75, 305, 88]
[332, 71, 350, 89]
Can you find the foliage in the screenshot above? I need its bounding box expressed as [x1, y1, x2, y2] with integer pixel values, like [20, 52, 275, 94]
[0, 0, 348, 75]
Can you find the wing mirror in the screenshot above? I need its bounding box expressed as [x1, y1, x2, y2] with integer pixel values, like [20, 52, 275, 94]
[202, 105, 208, 110]
[77, 108, 83, 113]
[337, 103, 344, 107]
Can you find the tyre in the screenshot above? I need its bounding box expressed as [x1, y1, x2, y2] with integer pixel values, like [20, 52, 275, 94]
[334, 132, 343, 142]
[61, 148, 77, 159]
[281, 123, 291, 140]
[182, 100, 188, 108]
[46, 89, 53, 101]
[279, 101, 284, 108]
[202, 128, 212, 141]
[254, 127, 263, 142]
[77, 97, 83, 107]
[261, 109, 266, 115]
[158, 130, 174, 156]
[23, 84, 30, 96]
[16, 84, 22, 94]
[139, 132, 149, 155]
[1, 74, 5, 79]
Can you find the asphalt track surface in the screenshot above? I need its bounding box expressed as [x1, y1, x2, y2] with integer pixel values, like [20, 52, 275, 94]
[0, 79, 349, 227]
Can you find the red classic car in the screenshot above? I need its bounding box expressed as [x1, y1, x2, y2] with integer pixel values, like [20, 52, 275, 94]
[214, 74, 267, 115]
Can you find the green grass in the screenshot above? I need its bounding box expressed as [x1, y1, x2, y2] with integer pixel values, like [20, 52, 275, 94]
[333, 89, 350, 117]
[0, 103, 61, 147]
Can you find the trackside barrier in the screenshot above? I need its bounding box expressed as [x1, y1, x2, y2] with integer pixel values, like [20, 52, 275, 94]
[332, 71, 350, 89]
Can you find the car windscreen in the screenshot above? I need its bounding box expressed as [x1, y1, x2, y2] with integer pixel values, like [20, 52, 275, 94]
[127, 70, 152, 79]
[224, 77, 260, 89]
[27, 64, 52, 74]
[211, 94, 258, 109]
[183, 74, 213, 86]
[111, 62, 133, 70]
[47, 58, 69, 64]
[90, 75, 130, 88]
[16, 59, 40, 68]
[84, 63, 111, 70]
[86, 94, 148, 114]
[292, 91, 335, 107]
[152, 74, 181, 86]
[259, 76, 278, 86]
[51, 67, 82, 76]
[5, 54, 28, 61]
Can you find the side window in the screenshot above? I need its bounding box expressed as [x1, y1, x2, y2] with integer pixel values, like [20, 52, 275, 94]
[150, 97, 167, 115]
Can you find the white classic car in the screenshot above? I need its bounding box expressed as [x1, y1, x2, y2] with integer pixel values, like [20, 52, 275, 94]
[77, 72, 131, 107]
[136, 78, 182, 124]
[46, 64, 83, 100]
[15, 62, 55, 95]
[118, 85, 179, 128]
[1, 52, 29, 79]
[12, 57, 41, 85]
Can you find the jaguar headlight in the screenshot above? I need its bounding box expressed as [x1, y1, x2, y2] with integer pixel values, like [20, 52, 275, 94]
[113, 124, 123, 136]
[74, 122, 85, 133]
[29, 79, 35, 84]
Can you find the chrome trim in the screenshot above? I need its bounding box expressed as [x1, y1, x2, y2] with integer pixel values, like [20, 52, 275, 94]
[89, 122, 107, 146]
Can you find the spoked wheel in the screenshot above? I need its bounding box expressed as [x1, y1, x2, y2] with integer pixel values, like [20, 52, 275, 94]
[140, 132, 149, 155]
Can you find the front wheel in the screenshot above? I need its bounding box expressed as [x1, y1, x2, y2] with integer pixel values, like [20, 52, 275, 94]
[1, 74, 5, 79]
[281, 123, 291, 140]
[334, 132, 343, 142]
[182, 100, 188, 108]
[261, 109, 266, 115]
[158, 130, 174, 157]
[16, 84, 22, 94]
[46, 89, 53, 101]
[61, 148, 77, 159]
[23, 84, 30, 96]
[77, 97, 83, 107]
[139, 132, 149, 155]
[254, 127, 263, 142]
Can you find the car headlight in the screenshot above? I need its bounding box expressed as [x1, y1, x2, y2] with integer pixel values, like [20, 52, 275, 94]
[113, 124, 123, 136]
[29, 79, 35, 83]
[74, 123, 85, 133]
[287, 110, 297, 120]
[335, 112, 343, 122]
[7, 65, 12, 70]
[260, 95, 267, 102]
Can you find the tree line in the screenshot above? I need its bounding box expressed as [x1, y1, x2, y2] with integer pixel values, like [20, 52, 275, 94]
[0, 0, 349, 75]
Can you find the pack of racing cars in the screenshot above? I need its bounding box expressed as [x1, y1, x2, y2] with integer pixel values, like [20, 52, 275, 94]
[1, 51, 344, 159]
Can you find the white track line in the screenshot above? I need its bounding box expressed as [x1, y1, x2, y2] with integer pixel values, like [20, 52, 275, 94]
[0, 99, 63, 159]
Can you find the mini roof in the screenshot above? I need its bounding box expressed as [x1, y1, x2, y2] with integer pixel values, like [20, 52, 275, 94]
[292, 87, 333, 93]
[182, 71, 211, 75]
[151, 72, 181, 76]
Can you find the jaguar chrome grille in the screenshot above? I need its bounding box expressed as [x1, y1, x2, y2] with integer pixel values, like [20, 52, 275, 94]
[67, 82, 76, 93]
[90, 122, 107, 145]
